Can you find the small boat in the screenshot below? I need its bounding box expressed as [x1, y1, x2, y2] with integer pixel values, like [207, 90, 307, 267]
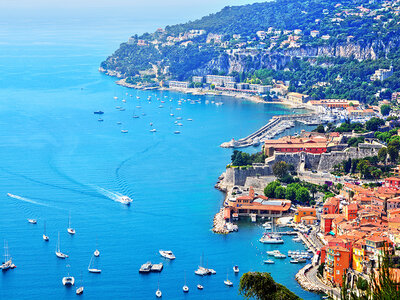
[55, 232, 68, 259]
[122, 99, 126, 103]
[159, 250, 175, 260]
[119, 196, 132, 205]
[208, 268, 216, 275]
[0, 241, 14, 270]
[94, 249, 100, 257]
[156, 289, 162, 298]
[121, 130, 128, 133]
[76, 286, 84, 295]
[98, 118, 104, 122]
[28, 219, 37, 224]
[150, 129, 157, 132]
[194, 266, 208, 276]
[259, 233, 283, 244]
[290, 259, 299, 264]
[62, 276, 75, 286]
[93, 111, 104, 115]
[174, 131, 181, 134]
[293, 237, 302, 242]
[43, 221, 49, 241]
[67, 213, 75, 235]
[177, 123, 183, 126]
[158, 105, 163, 108]
[132, 115, 139, 118]
[263, 259, 274, 264]
[262, 222, 272, 230]
[119, 108, 125, 111]
[139, 262, 152, 273]
[274, 253, 286, 259]
[76, 273, 84, 295]
[183, 271, 189, 293]
[115, 106, 121, 109]
[62, 265, 74, 286]
[187, 119, 193, 121]
[233, 265, 239, 273]
[197, 284, 203, 290]
[88, 255, 101, 273]
[224, 271, 233, 287]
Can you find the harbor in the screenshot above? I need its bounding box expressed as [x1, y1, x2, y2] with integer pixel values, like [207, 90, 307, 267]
[220, 113, 320, 148]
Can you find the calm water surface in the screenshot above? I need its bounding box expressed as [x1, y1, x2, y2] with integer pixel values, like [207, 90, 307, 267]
[0, 21, 320, 299]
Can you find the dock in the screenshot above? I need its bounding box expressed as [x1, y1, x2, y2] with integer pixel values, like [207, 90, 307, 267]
[139, 262, 164, 273]
[220, 113, 318, 148]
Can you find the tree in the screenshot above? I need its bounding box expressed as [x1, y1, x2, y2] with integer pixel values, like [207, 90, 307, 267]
[239, 272, 300, 300]
[264, 181, 281, 198]
[285, 186, 297, 201]
[380, 104, 391, 116]
[314, 124, 325, 133]
[296, 187, 310, 203]
[274, 186, 286, 199]
[310, 185, 317, 200]
[378, 147, 388, 164]
[365, 117, 385, 132]
[387, 145, 399, 163]
[272, 161, 289, 179]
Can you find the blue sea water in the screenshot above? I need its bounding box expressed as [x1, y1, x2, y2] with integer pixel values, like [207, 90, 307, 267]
[0, 19, 321, 300]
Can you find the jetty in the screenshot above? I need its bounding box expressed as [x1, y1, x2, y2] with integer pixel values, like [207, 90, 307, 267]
[220, 113, 317, 148]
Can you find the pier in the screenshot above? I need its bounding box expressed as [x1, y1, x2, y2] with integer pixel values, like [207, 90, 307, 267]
[220, 113, 317, 148]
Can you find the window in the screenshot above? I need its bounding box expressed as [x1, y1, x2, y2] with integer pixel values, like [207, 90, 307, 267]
[337, 270, 340, 275]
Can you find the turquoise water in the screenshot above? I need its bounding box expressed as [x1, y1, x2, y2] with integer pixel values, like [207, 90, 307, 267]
[0, 22, 320, 300]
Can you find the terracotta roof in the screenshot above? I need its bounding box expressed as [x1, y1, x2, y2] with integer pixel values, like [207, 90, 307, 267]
[302, 216, 317, 220]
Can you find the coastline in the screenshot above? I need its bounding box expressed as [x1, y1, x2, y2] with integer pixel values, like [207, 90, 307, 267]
[99, 69, 316, 109]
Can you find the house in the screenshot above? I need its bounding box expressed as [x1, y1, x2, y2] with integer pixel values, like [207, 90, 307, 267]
[309, 99, 359, 109]
[294, 207, 317, 223]
[325, 246, 351, 286]
[344, 203, 358, 221]
[323, 197, 340, 215]
[370, 66, 393, 81]
[302, 215, 318, 225]
[321, 214, 337, 234]
[385, 177, 400, 188]
[287, 92, 309, 104]
[310, 30, 320, 37]
[263, 135, 328, 156]
[168, 81, 189, 89]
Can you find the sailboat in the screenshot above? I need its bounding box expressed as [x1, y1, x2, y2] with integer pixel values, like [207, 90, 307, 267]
[67, 212, 75, 235]
[76, 273, 84, 295]
[43, 221, 49, 241]
[0, 241, 14, 270]
[182, 271, 189, 293]
[88, 255, 101, 273]
[224, 270, 233, 286]
[55, 232, 69, 258]
[155, 275, 162, 298]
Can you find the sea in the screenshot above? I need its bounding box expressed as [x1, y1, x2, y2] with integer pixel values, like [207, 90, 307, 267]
[0, 9, 321, 300]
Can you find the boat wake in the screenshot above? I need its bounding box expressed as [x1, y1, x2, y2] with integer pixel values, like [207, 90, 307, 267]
[7, 193, 54, 208]
[91, 186, 128, 204]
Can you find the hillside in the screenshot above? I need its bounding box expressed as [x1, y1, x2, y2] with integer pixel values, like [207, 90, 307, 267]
[100, 0, 400, 103]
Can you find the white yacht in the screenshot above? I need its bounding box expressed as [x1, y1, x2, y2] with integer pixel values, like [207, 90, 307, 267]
[156, 289, 162, 298]
[233, 265, 239, 273]
[262, 222, 272, 230]
[0, 241, 14, 270]
[119, 196, 132, 205]
[259, 233, 284, 244]
[159, 250, 175, 260]
[197, 284, 203, 290]
[55, 232, 69, 259]
[62, 276, 75, 286]
[150, 129, 157, 132]
[183, 272, 189, 293]
[121, 130, 128, 133]
[27, 219, 37, 224]
[76, 286, 84, 295]
[263, 259, 274, 264]
[224, 272, 233, 287]
[194, 266, 208, 276]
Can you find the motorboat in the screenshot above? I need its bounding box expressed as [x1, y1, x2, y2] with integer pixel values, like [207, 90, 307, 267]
[94, 249, 100, 257]
[150, 129, 157, 132]
[119, 108, 125, 111]
[187, 118, 193, 121]
[263, 259, 274, 264]
[233, 265, 239, 273]
[197, 284, 203, 290]
[93, 111, 104, 115]
[159, 250, 175, 260]
[290, 259, 299, 264]
[293, 236, 302, 242]
[139, 262, 152, 273]
[262, 222, 272, 230]
[55, 233, 68, 259]
[274, 253, 286, 259]
[266, 250, 280, 256]
[133, 115, 139, 118]
[119, 196, 132, 205]
[27, 219, 37, 224]
[62, 276, 75, 286]
[98, 118, 104, 122]
[174, 131, 181, 134]
[121, 130, 128, 133]
[208, 269, 216, 275]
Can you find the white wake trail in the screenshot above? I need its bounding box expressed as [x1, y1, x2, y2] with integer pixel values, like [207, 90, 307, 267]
[91, 186, 124, 203]
[7, 193, 53, 208]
